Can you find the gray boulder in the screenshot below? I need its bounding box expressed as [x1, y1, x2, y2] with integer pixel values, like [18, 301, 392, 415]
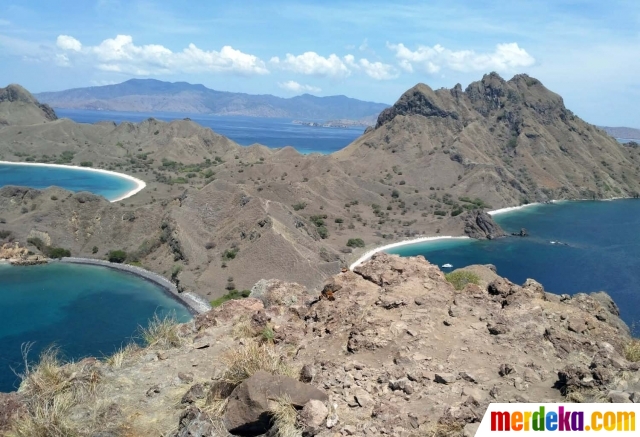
[223, 370, 328, 436]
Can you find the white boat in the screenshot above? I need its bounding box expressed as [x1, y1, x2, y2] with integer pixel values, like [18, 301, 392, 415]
[442, 263, 453, 268]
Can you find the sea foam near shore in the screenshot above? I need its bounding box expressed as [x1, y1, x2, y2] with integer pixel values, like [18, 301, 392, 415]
[0, 161, 146, 202]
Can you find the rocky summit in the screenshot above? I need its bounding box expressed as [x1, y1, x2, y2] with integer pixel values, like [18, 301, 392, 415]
[1, 253, 637, 436]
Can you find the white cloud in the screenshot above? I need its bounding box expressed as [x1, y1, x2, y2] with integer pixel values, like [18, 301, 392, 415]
[387, 42, 535, 74]
[344, 55, 399, 80]
[56, 35, 82, 52]
[56, 34, 269, 76]
[270, 52, 351, 78]
[278, 80, 321, 93]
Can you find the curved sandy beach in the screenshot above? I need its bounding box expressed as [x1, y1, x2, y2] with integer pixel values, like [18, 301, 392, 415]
[349, 236, 471, 270]
[0, 160, 146, 202]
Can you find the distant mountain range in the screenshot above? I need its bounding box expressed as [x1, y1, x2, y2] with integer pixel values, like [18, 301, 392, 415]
[34, 79, 389, 120]
[599, 126, 640, 140]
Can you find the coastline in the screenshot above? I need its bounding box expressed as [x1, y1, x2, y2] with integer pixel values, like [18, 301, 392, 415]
[0, 160, 146, 202]
[56, 257, 211, 315]
[351, 197, 639, 271]
[349, 236, 471, 271]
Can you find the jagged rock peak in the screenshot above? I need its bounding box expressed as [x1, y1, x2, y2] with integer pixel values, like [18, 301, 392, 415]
[0, 83, 58, 121]
[373, 73, 570, 129]
[375, 83, 459, 128]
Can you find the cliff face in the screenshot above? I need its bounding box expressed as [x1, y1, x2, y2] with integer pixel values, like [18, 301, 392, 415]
[1, 254, 636, 436]
[336, 73, 640, 207]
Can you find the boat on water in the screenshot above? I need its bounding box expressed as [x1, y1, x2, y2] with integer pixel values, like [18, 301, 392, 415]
[442, 263, 453, 268]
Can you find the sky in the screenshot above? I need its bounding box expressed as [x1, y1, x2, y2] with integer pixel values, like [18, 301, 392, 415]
[0, 0, 639, 127]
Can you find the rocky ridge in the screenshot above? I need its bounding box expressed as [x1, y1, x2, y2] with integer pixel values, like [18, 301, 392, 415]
[1, 253, 637, 436]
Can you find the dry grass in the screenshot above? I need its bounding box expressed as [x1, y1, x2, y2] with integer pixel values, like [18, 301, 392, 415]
[624, 339, 640, 362]
[105, 343, 140, 368]
[270, 396, 302, 437]
[417, 420, 466, 437]
[139, 313, 182, 349]
[219, 341, 297, 386]
[565, 387, 608, 403]
[231, 317, 258, 339]
[7, 345, 100, 437]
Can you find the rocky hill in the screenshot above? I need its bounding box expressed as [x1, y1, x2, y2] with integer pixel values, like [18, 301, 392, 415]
[1, 75, 640, 299]
[1, 254, 638, 436]
[34, 79, 389, 119]
[335, 73, 640, 207]
[0, 85, 57, 126]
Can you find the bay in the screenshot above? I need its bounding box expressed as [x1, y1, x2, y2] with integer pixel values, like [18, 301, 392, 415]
[0, 163, 139, 201]
[0, 263, 191, 392]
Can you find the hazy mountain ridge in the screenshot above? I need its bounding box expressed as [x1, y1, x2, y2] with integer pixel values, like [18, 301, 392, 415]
[34, 79, 389, 119]
[599, 125, 640, 140]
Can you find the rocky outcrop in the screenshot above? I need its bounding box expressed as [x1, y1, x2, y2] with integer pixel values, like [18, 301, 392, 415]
[375, 83, 459, 128]
[223, 371, 328, 436]
[0, 84, 57, 125]
[463, 210, 506, 239]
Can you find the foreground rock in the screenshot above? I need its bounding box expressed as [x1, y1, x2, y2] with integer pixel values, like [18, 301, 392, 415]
[223, 371, 328, 436]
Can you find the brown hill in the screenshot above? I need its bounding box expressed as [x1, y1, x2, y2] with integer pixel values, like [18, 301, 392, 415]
[0, 84, 57, 126]
[1, 75, 640, 300]
[335, 73, 640, 206]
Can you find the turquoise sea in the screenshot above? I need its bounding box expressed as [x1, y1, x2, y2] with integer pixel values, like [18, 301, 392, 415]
[55, 109, 363, 154]
[0, 163, 138, 201]
[389, 199, 640, 331]
[0, 263, 191, 392]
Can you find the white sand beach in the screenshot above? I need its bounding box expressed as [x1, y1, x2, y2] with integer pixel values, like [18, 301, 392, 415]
[0, 161, 146, 202]
[349, 235, 471, 270]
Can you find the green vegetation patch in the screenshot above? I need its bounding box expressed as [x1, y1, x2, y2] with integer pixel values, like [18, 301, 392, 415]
[107, 250, 127, 263]
[346, 238, 365, 248]
[445, 270, 481, 291]
[210, 289, 251, 308]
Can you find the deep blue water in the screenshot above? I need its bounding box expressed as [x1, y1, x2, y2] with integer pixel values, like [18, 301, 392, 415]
[0, 163, 138, 201]
[55, 109, 364, 155]
[389, 200, 640, 330]
[0, 263, 191, 392]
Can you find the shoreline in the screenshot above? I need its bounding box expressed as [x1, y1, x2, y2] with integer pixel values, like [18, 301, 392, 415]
[0, 160, 146, 202]
[349, 236, 471, 270]
[56, 257, 211, 315]
[351, 196, 639, 270]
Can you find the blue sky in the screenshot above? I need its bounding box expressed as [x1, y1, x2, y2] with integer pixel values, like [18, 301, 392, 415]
[1, 0, 639, 126]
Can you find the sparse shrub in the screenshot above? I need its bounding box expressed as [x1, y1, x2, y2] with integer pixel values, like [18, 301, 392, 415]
[107, 250, 127, 263]
[92, 246, 99, 254]
[391, 189, 400, 198]
[210, 289, 251, 308]
[346, 238, 365, 248]
[219, 341, 297, 386]
[434, 210, 447, 216]
[50, 196, 58, 201]
[292, 202, 307, 211]
[45, 247, 71, 259]
[317, 226, 329, 239]
[334, 218, 344, 223]
[139, 313, 182, 349]
[80, 161, 93, 167]
[625, 339, 640, 362]
[0, 230, 11, 239]
[205, 241, 216, 250]
[445, 270, 481, 291]
[222, 248, 239, 260]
